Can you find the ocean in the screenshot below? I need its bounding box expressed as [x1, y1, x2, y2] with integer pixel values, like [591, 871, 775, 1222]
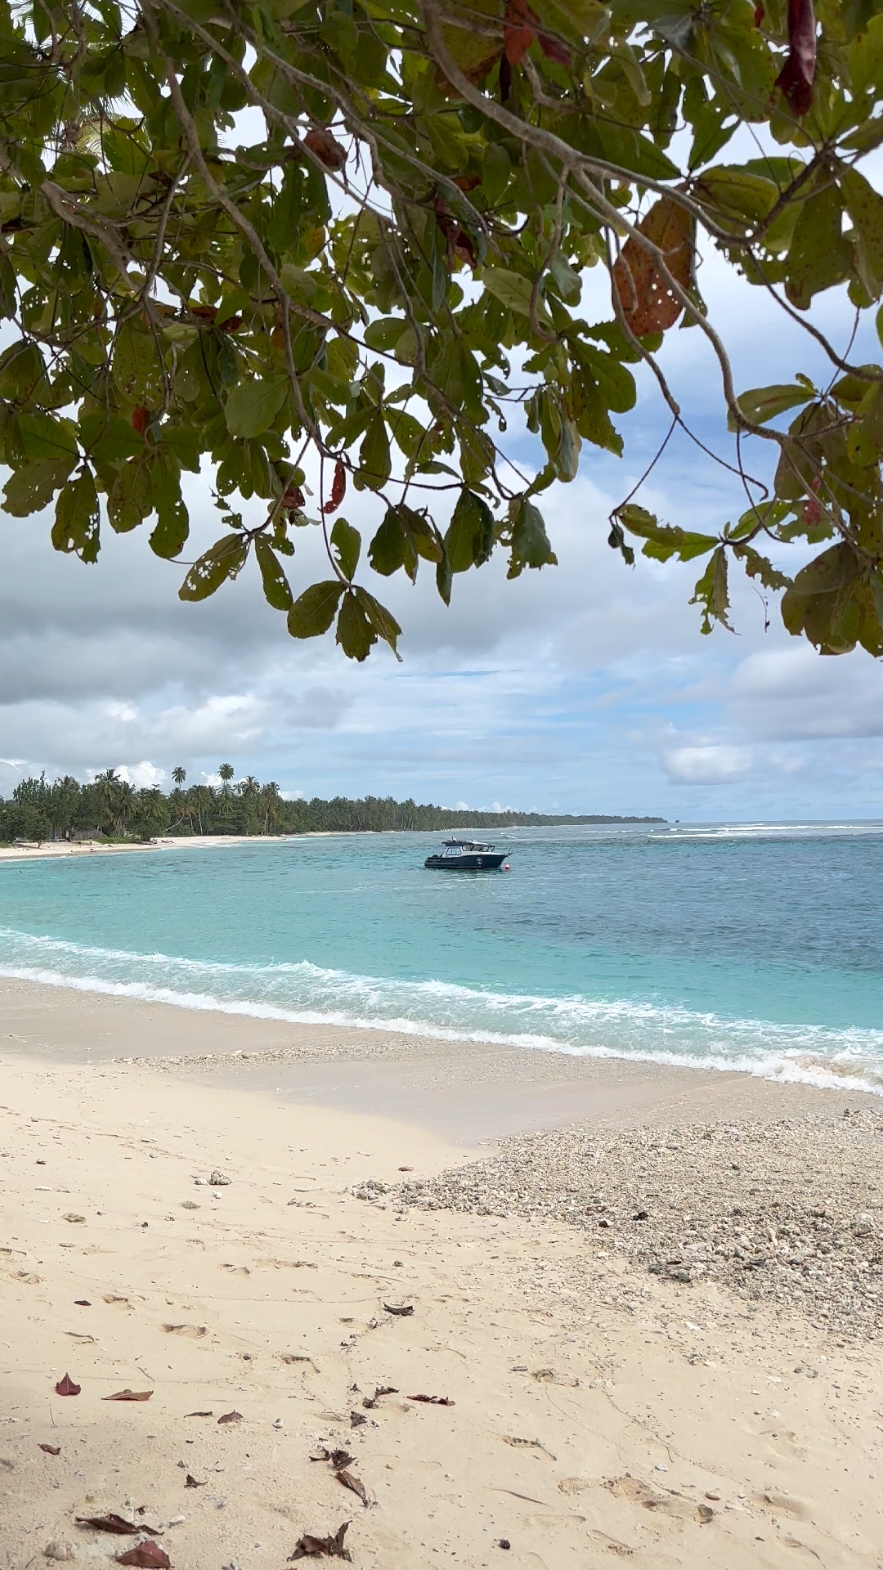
[1, 823, 882, 1094]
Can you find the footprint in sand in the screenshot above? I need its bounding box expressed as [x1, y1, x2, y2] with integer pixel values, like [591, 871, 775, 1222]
[605, 1475, 713, 1524]
[757, 1491, 810, 1520]
[162, 1323, 207, 1339]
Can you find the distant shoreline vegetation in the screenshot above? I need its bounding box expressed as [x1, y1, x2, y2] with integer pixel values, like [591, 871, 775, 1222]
[0, 769, 665, 844]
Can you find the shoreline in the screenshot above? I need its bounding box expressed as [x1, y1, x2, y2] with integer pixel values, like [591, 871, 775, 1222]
[2, 974, 877, 1142]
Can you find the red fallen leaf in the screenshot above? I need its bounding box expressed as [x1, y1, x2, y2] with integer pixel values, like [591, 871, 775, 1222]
[102, 1389, 153, 1401]
[775, 0, 816, 116]
[55, 1373, 81, 1396]
[74, 1299, 91, 1306]
[538, 31, 572, 65]
[323, 461, 346, 515]
[289, 1521, 351, 1560]
[407, 1394, 455, 1405]
[131, 407, 150, 435]
[612, 195, 693, 336]
[76, 1514, 156, 1535]
[116, 1542, 171, 1568]
[304, 127, 347, 172]
[39, 1443, 61, 1455]
[218, 1409, 243, 1424]
[504, 0, 534, 65]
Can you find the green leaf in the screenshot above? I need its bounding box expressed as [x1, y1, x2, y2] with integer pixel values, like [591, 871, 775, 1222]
[287, 580, 345, 638]
[731, 384, 813, 427]
[689, 546, 732, 635]
[785, 186, 851, 311]
[508, 497, 557, 578]
[108, 455, 152, 533]
[354, 585, 402, 657]
[79, 411, 146, 464]
[178, 534, 249, 601]
[615, 504, 716, 562]
[445, 489, 495, 573]
[781, 543, 883, 656]
[841, 167, 883, 300]
[224, 376, 289, 438]
[51, 469, 100, 562]
[482, 268, 549, 324]
[358, 412, 391, 490]
[18, 413, 78, 460]
[113, 320, 165, 405]
[149, 452, 189, 559]
[3, 457, 76, 516]
[331, 516, 361, 580]
[255, 535, 294, 610]
[336, 588, 376, 661]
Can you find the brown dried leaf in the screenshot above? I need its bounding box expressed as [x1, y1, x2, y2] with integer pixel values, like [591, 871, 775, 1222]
[218, 1410, 243, 1424]
[103, 1389, 153, 1402]
[288, 1520, 351, 1560]
[116, 1543, 171, 1568]
[304, 128, 347, 171]
[55, 1373, 81, 1396]
[336, 1469, 368, 1505]
[407, 1394, 455, 1405]
[382, 1302, 413, 1316]
[310, 1448, 354, 1469]
[184, 1411, 213, 1418]
[613, 197, 693, 336]
[76, 1515, 143, 1535]
[39, 1443, 61, 1455]
[184, 1474, 206, 1488]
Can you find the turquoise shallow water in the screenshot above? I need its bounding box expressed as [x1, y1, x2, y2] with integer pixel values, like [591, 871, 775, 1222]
[2, 823, 883, 1093]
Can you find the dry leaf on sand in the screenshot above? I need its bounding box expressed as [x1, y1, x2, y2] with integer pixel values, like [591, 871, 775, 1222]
[288, 1521, 351, 1560]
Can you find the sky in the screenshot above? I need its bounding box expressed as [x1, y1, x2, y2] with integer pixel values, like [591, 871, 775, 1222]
[3, 199, 883, 821]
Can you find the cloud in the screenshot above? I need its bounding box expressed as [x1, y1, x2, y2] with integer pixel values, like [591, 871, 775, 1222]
[662, 743, 753, 784]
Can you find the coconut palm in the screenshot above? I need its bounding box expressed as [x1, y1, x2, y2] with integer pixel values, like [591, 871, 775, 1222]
[172, 766, 186, 787]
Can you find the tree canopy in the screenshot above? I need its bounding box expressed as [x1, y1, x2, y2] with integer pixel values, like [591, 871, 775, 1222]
[1, 0, 882, 660]
[0, 768, 663, 840]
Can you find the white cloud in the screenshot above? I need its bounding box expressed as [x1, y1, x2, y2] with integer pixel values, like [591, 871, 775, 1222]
[663, 744, 753, 784]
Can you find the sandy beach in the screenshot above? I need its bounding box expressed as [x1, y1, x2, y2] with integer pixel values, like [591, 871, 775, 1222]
[2, 979, 883, 1568]
[0, 837, 297, 865]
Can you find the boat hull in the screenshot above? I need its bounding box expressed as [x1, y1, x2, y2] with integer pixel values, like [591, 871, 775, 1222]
[424, 852, 507, 870]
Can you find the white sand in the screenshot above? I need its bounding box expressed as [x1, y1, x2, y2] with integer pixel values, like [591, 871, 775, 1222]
[2, 1045, 882, 1569]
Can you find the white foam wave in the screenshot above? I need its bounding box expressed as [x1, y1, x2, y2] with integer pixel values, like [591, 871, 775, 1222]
[2, 926, 883, 1097]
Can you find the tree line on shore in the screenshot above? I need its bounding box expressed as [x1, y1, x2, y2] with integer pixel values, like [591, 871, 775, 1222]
[0, 768, 663, 843]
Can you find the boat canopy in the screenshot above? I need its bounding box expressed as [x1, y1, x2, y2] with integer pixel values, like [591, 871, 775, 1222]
[441, 838, 496, 851]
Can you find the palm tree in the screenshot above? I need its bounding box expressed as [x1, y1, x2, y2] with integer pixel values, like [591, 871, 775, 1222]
[262, 781, 281, 836]
[96, 768, 120, 835]
[218, 763, 235, 791]
[172, 766, 186, 787]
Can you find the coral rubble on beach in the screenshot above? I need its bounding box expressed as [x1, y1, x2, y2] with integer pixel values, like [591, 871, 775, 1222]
[394, 1108, 883, 1338]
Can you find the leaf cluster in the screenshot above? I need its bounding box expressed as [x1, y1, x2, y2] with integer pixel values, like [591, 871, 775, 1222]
[0, 0, 881, 658]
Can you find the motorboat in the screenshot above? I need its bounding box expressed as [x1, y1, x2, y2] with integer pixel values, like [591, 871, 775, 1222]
[424, 838, 510, 870]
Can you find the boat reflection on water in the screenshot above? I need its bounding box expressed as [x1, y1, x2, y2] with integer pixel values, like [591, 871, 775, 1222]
[424, 838, 510, 871]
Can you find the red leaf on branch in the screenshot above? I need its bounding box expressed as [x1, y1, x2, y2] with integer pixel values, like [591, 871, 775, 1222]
[304, 128, 347, 171]
[323, 462, 346, 515]
[775, 0, 816, 116]
[753, 1, 765, 23]
[504, 0, 535, 65]
[434, 199, 478, 270]
[131, 407, 150, 435]
[612, 196, 693, 336]
[538, 31, 572, 65]
[55, 1373, 80, 1396]
[219, 315, 242, 334]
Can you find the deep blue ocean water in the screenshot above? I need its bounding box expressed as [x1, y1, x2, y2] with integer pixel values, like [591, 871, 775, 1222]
[2, 823, 883, 1093]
